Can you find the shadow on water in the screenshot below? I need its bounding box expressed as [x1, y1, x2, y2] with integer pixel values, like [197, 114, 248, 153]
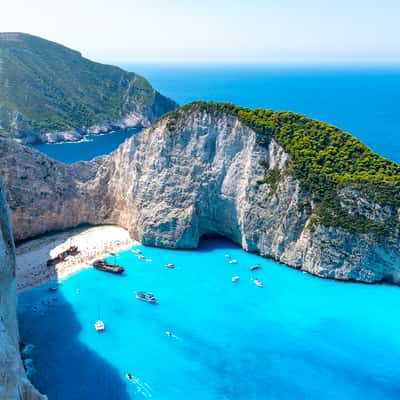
[18, 284, 131, 400]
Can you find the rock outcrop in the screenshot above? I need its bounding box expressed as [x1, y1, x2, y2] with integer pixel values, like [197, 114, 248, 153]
[1, 102, 400, 284]
[0, 182, 45, 399]
[0, 32, 177, 144]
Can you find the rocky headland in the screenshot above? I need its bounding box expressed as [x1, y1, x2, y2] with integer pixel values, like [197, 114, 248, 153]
[1, 101, 400, 284]
[0, 33, 177, 144]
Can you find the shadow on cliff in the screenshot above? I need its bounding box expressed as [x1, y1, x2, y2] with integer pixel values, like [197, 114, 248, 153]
[18, 286, 131, 400]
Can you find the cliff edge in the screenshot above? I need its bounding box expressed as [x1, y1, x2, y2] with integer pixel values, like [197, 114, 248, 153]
[0, 32, 177, 143]
[0, 182, 45, 399]
[1, 102, 400, 284]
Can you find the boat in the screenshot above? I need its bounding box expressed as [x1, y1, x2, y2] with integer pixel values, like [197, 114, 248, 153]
[229, 259, 238, 264]
[136, 291, 157, 304]
[132, 249, 142, 254]
[94, 320, 105, 331]
[224, 254, 231, 258]
[250, 264, 262, 271]
[231, 275, 240, 283]
[47, 245, 80, 266]
[48, 286, 58, 292]
[138, 255, 145, 260]
[164, 263, 175, 268]
[253, 278, 263, 287]
[92, 259, 124, 274]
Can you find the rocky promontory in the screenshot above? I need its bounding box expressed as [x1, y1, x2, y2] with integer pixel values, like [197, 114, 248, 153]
[1, 102, 400, 284]
[0, 33, 177, 143]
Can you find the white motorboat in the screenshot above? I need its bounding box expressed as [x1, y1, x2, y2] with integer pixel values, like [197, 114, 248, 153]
[132, 249, 142, 254]
[164, 263, 175, 268]
[253, 278, 263, 288]
[224, 253, 231, 258]
[229, 259, 238, 264]
[94, 320, 105, 331]
[231, 275, 240, 283]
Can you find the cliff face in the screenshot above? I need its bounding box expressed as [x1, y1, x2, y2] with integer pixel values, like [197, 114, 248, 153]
[0, 32, 177, 143]
[0, 182, 45, 399]
[1, 104, 400, 284]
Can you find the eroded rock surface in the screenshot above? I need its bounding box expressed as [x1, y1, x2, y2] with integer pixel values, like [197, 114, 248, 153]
[0, 182, 45, 399]
[1, 106, 400, 284]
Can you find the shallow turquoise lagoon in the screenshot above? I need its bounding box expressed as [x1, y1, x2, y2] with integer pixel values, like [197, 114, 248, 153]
[18, 237, 400, 400]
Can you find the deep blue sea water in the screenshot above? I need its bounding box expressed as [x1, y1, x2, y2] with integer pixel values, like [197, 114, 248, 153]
[34, 65, 400, 164]
[128, 64, 400, 164]
[18, 237, 400, 400]
[31, 129, 137, 163]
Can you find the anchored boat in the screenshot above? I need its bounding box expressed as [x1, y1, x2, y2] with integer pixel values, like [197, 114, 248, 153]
[93, 259, 124, 274]
[250, 264, 262, 271]
[253, 278, 263, 287]
[136, 292, 157, 304]
[94, 320, 105, 331]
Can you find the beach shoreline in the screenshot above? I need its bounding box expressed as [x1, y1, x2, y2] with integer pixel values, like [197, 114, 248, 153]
[16, 225, 136, 292]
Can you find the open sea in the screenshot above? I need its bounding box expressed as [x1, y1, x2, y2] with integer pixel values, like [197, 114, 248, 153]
[33, 64, 400, 163]
[21, 65, 400, 399]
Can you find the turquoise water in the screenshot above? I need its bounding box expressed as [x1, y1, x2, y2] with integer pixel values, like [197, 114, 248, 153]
[31, 128, 137, 163]
[18, 237, 400, 399]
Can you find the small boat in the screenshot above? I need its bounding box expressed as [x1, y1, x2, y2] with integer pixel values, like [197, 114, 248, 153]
[138, 255, 145, 260]
[132, 249, 142, 255]
[93, 259, 124, 274]
[228, 259, 238, 264]
[224, 254, 231, 258]
[48, 286, 58, 292]
[250, 264, 262, 271]
[164, 263, 175, 269]
[136, 292, 157, 304]
[145, 258, 153, 262]
[94, 320, 105, 331]
[231, 275, 240, 283]
[253, 278, 263, 287]
[126, 373, 134, 381]
[166, 330, 173, 337]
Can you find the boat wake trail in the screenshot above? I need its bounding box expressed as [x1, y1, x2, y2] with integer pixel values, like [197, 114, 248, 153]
[126, 374, 153, 398]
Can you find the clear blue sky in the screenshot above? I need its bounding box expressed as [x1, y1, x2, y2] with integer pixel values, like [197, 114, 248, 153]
[1, 0, 399, 64]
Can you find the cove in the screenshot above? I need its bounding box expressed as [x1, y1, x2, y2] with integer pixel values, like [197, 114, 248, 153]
[18, 236, 400, 400]
[30, 128, 139, 163]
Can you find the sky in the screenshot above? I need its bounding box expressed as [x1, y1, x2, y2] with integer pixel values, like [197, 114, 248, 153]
[1, 0, 400, 64]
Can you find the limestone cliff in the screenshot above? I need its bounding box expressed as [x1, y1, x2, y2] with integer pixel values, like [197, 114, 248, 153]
[1, 102, 400, 284]
[0, 182, 45, 399]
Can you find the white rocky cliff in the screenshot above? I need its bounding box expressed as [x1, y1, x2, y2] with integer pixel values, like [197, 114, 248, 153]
[0, 106, 399, 284]
[0, 182, 45, 399]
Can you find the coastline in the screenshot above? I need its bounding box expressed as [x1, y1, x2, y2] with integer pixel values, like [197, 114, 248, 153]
[16, 225, 136, 292]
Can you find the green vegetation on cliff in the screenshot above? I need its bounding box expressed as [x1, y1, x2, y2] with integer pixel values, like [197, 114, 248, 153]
[165, 101, 400, 236]
[0, 32, 177, 137]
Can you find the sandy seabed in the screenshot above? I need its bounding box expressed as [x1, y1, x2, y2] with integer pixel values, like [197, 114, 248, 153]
[16, 225, 135, 292]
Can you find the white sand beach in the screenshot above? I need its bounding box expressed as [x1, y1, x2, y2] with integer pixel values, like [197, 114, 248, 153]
[16, 225, 135, 292]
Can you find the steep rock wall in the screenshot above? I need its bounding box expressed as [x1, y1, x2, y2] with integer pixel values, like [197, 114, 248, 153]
[0, 182, 45, 399]
[0, 108, 400, 284]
